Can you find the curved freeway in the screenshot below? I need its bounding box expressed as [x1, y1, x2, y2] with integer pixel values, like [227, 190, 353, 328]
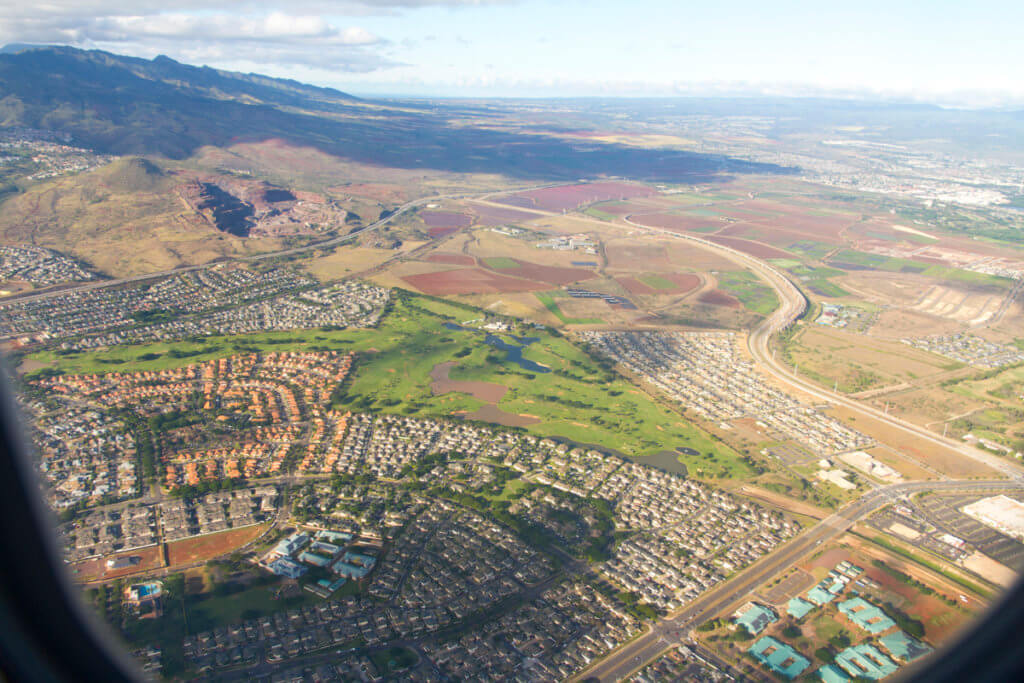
[618, 215, 1024, 481]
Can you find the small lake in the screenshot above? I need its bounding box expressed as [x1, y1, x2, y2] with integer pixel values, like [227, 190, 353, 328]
[632, 450, 690, 476]
[485, 334, 550, 373]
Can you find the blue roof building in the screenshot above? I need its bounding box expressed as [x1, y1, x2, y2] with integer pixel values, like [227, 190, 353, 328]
[879, 630, 933, 663]
[835, 643, 898, 680]
[807, 586, 837, 606]
[332, 560, 371, 579]
[310, 541, 342, 556]
[267, 556, 307, 579]
[838, 598, 897, 635]
[734, 603, 778, 635]
[273, 532, 309, 558]
[342, 550, 376, 567]
[748, 637, 810, 679]
[787, 597, 815, 619]
[817, 663, 850, 683]
[298, 551, 333, 568]
[315, 530, 353, 545]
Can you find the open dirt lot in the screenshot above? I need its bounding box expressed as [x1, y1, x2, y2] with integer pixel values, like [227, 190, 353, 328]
[628, 211, 724, 232]
[705, 234, 794, 259]
[827, 405, 999, 479]
[420, 210, 473, 228]
[482, 258, 597, 286]
[469, 203, 543, 225]
[911, 284, 1008, 326]
[403, 267, 547, 295]
[303, 245, 397, 281]
[430, 361, 508, 402]
[785, 325, 956, 392]
[69, 544, 165, 583]
[166, 524, 269, 566]
[425, 252, 477, 266]
[499, 181, 656, 212]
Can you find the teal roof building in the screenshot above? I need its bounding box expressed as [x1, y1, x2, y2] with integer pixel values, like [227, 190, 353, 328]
[748, 636, 810, 679]
[817, 663, 850, 682]
[835, 643, 898, 680]
[734, 603, 778, 635]
[837, 598, 896, 634]
[807, 585, 837, 605]
[787, 597, 815, 619]
[879, 630, 933, 662]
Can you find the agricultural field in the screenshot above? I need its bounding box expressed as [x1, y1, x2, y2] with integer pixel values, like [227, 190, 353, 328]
[716, 270, 780, 316]
[497, 181, 656, 212]
[535, 292, 605, 325]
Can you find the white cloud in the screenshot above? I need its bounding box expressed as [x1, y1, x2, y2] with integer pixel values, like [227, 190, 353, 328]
[86, 13, 383, 46]
[0, 1, 510, 71]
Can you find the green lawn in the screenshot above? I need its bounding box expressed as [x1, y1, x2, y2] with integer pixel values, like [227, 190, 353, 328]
[535, 292, 604, 325]
[638, 274, 677, 290]
[484, 256, 520, 269]
[584, 207, 615, 221]
[716, 271, 780, 316]
[808, 280, 850, 298]
[26, 291, 747, 473]
[829, 250, 1013, 288]
[784, 241, 835, 260]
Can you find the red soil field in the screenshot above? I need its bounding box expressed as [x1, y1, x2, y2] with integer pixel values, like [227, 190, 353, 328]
[329, 183, 408, 203]
[596, 202, 640, 216]
[495, 195, 537, 209]
[719, 220, 847, 247]
[617, 273, 699, 296]
[471, 204, 541, 225]
[606, 244, 670, 269]
[167, 524, 269, 566]
[403, 268, 547, 295]
[485, 259, 597, 286]
[69, 544, 164, 583]
[755, 214, 853, 239]
[421, 211, 473, 227]
[705, 235, 794, 259]
[699, 290, 741, 308]
[665, 273, 701, 292]
[499, 181, 657, 212]
[427, 226, 460, 238]
[430, 361, 508, 402]
[465, 404, 540, 427]
[629, 212, 722, 232]
[425, 253, 477, 266]
[712, 207, 783, 222]
[616, 277, 656, 295]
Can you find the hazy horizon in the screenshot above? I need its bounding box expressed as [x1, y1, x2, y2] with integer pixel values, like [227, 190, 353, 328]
[1, 0, 1021, 107]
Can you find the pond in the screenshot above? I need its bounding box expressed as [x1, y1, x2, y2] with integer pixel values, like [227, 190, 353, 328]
[442, 322, 549, 373]
[484, 334, 550, 373]
[632, 450, 690, 476]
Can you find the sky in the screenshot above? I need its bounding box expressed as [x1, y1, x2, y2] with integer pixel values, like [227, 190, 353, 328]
[1, 0, 1021, 105]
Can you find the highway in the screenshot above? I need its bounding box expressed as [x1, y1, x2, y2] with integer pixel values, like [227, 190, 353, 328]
[576, 479, 1024, 682]
[616, 215, 1024, 481]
